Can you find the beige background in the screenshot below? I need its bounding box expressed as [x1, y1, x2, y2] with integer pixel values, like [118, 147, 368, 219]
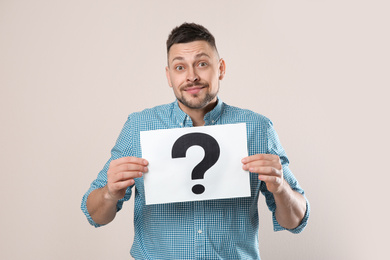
[1, 0, 389, 259]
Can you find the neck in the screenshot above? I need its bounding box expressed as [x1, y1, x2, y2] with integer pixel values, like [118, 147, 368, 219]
[178, 99, 218, 126]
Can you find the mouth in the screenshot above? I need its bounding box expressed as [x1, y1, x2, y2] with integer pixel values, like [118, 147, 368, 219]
[183, 83, 207, 95]
[185, 87, 204, 94]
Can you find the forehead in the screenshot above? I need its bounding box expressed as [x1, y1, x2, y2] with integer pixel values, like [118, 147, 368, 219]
[168, 41, 218, 63]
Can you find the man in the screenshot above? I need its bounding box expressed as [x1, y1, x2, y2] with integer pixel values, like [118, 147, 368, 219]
[81, 23, 310, 259]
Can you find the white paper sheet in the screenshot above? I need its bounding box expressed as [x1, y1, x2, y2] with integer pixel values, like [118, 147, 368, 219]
[140, 123, 250, 205]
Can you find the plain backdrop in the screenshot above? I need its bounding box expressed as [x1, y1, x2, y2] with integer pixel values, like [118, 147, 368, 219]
[1, 0, 389, 259]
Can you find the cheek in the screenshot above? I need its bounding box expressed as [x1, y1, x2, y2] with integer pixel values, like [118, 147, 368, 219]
[170, 78, 179, 88]
[171, 74, 186, 87]
[201, 69, 218, 81]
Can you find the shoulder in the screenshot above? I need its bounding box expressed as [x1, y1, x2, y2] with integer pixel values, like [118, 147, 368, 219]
[222, 102, 272, 126]
[122, 102, 175, 132]
[127, 102, 174, 121]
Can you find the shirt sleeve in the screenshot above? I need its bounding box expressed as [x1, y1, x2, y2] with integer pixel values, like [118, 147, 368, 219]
[81, 116, 135, 227]
[260, 120, 310, 234]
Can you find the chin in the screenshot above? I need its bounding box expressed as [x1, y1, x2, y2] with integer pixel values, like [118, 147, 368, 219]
[180, 96, 217, 110]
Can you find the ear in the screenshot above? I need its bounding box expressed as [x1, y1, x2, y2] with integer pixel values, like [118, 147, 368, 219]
[165, 66, 172, 87]
[218, 59, 226, 80]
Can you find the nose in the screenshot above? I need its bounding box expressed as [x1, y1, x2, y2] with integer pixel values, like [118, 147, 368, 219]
[186, 67, 199, 82]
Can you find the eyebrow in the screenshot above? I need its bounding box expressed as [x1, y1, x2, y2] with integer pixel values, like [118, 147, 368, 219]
[171, 52, 211, 63]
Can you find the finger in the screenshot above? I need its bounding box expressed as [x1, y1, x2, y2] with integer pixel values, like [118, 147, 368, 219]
[109, 179, 135, 192]
[109, 171, 143, 182]
[113, 163, 148, 173]
[110, 157, 149, 167]
[247, 166, 282, 176]
[258, 174, 282, 185]
[242, 160, 276, 170]
[241, 154, 279, 164]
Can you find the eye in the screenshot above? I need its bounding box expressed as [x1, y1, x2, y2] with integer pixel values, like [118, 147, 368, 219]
[175, 65, 184, 71]
[198, 62, 208, 67]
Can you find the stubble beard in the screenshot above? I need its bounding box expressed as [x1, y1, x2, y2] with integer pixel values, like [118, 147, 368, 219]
[176, 83, 218, 109]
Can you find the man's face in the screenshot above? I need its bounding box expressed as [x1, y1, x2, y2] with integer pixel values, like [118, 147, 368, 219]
[166, 41, 225, 111]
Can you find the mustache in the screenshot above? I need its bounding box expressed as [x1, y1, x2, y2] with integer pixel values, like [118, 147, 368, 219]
[182, 82, 208, 89]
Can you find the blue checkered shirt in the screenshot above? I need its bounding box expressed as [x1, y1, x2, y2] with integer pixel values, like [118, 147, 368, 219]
[81, 98, 310, 259]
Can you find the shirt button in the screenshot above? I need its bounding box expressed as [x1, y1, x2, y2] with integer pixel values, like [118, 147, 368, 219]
[211, 120, 215, 124]
[198, 230, 203, 234]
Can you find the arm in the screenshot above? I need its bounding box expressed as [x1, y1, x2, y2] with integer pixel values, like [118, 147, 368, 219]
[273, 181, 306, 229]
[242, 154, 306, 229]
[86, 157, 148, 225]
[86, 186, 119, 225]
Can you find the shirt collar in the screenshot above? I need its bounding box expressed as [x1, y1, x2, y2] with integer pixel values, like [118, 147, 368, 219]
[173, 97, 224, 127]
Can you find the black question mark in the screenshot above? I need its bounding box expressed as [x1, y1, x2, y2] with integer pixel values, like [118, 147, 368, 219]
[171, 132, 220, 195]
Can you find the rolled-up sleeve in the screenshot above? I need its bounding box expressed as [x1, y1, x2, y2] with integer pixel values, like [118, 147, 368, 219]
[81, 116, 135, 227]
[260, 120, 310, 233]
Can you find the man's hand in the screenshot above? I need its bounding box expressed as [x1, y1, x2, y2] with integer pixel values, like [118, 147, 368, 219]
[241, 154, 284, 194]
[105, 157, 149, 201]
[242, 154, 307, 230]
[87, 156, 148, 225]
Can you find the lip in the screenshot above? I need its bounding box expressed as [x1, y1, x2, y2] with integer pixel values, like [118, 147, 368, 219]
[184, 86, 205, 94]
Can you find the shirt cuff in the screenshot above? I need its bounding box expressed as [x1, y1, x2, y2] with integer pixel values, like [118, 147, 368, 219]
[80, 188, 104, 228]
[272, 195, 310, 234]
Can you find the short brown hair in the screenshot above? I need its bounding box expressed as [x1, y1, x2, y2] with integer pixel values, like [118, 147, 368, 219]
[166, 23, 218, 54]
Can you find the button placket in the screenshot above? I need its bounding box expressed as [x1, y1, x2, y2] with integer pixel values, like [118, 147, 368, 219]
[194, 201, 205, 258]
